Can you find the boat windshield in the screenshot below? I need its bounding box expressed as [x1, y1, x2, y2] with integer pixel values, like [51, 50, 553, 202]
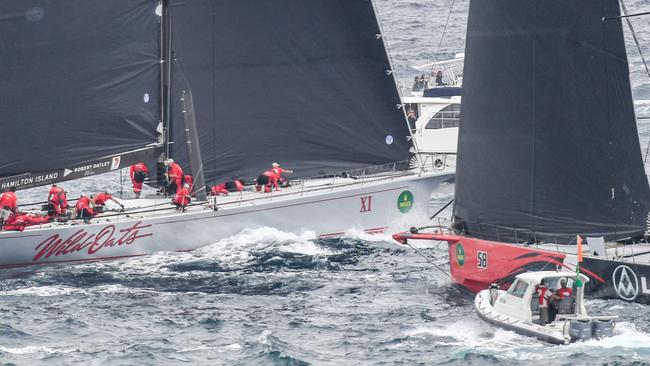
[507, 279, 529, 298]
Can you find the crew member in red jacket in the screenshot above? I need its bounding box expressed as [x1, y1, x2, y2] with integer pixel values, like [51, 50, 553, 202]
[174, 183, 191, 211]
[129, 162, 149, 198]
[0, 187, 18, 229]
[184, 174, 194, 194]
[93, 191, 124, 211]
[3, 212, 49, 232]
[256, 170, 277, 193]
[47, 184, 68, 216]
[211, 178, 244, 196]
[271, 162, 293, 186]
[165, 159, 184, 195]
[75, 195, 95, 223]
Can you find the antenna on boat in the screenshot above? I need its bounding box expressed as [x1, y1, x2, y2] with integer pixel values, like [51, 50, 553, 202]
[433, 0, 456, 64]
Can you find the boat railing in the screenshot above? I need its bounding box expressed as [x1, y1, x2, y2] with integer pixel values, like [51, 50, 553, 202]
[210, 157, 456, 209]
[416, 153, 456, 171]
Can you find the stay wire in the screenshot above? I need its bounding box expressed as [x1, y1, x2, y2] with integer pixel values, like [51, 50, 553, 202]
[403, 240, 452, 280]
[618, 1, 650, 81]
[433, 0, 456, 64]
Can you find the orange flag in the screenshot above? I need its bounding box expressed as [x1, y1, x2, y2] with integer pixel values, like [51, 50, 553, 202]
[576, 235, 583, 263]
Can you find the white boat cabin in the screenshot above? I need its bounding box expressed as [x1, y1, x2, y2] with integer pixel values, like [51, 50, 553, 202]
[403, 96, 460, 170]
[493, 271, 588, 324]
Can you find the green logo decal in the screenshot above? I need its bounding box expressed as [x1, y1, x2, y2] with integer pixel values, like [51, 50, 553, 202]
[456, 243, 465, 266]
[397, 191, 414, 213]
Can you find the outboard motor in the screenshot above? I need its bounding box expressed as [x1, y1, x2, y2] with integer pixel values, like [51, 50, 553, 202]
[569, 319, 592, 341]
[591, 319, 614, 339]
[489, 283, 499, 305]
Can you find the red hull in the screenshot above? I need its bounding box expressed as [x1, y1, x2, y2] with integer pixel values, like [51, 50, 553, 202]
[393, 233, 566, 293]
[446, 236, 567, 293]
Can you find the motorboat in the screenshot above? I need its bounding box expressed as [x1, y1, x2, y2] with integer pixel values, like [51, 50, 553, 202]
[475, 271, 617, 345]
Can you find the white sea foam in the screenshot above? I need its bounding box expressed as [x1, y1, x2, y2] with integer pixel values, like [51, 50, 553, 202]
[195, 227, 332, 267]
[1, 285, 80, 297]
[0, 345, 75, 355]
[570, 322, 650, 350]
[342, 227, 394, 243]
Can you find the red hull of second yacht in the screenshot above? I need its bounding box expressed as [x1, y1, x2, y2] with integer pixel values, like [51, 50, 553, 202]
[446, 236, 567, 292]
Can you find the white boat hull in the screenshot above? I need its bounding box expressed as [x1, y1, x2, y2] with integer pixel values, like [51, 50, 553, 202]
[475, 290, 571, 345]
[0, 171, 450, 268]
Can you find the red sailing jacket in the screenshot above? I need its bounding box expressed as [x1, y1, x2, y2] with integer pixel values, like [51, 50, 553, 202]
[75, 196, 94, 216]
[130, 162, 149, 181]
[557, 288, 573, 298]
[93, 193, 113, 206]
[174, 188, 191, 206]
[168, 163, 184, 183]
[0, 192, 17, 210]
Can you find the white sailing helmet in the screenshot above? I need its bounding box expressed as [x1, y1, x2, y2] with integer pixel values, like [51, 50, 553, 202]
[272, 162, 280, 168]
[164, 158, 174, 166]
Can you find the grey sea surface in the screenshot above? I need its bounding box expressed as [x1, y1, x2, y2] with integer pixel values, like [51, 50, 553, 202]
[2, 1, 650, 365]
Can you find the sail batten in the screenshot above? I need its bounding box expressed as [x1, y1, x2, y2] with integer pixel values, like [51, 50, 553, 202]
[168, 0, 412, 184]
[0, 0, 161, 180]
[453, 0, 650, 243]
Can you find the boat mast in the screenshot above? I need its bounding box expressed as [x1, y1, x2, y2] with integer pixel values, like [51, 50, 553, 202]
[160, 0, 173, 162]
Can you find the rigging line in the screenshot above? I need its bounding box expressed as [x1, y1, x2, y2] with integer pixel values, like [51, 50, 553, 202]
[618, 1, 650, 81]
[401, 240, 475, 297]
[434, 0, 456, 59]
[403, 241, 451, 280]
[603, 10, 650, 20]
[430, 198, 454, 221]
[644, 139, 650, 164]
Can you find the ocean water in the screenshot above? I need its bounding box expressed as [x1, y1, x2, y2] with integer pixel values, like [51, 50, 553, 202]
[2, 1, 650, 365]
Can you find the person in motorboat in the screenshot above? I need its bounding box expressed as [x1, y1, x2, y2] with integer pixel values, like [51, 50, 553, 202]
[174, 183, 191, 211]
[164, 159, 184, 195]
[0, 187, 18, 230]
[536, 279, 553, 325]
[75, 194, 95, 224]
[47, 184, 69, 217]
[549, 278, 574, 321]
[93, 190, 124, 212]
[551, 279, 573, 301]
[129, 162, 149, 198]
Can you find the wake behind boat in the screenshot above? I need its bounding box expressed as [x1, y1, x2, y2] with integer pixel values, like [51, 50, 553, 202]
[0, 0, 455, 267]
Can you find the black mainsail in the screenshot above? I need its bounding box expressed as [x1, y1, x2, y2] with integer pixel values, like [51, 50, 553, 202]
[168, 0, 412, 184]
[453, 0, 650, 243]
[0, 0, 161, 190]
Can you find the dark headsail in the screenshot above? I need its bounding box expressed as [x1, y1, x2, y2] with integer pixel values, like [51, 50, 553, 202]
[169, 0, 411, 184]
[453, 0, 650, 243]
[0, 0, 161, 188]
